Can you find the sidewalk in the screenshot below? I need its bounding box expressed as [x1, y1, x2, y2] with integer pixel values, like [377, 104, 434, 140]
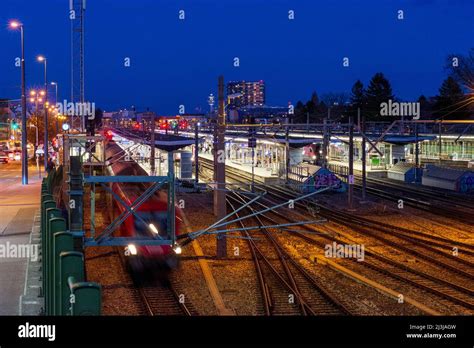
[0, 165, 42, 315]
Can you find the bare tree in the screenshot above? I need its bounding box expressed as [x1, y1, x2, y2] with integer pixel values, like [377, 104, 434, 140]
[445, 48, 474, 93]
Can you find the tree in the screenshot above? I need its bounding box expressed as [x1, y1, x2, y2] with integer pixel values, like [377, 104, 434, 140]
[305, 91, 318, 116]
[321, 92, 349, 107]
[349, 80, 367, 120]
[27, 111, 57, 150]
[445, 48, 474, 92]
[350, 80, 366, 107]
[365, 73, 395, 120]
[433, 77, 469, 120]
[293, 100, 306, 123]
[417, 95, 430, 119]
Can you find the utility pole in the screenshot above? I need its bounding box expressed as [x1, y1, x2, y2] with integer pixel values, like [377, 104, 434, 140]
[150, 112, 155, 175]
[285, 127, 290, 183]
[438, 120, 442, 164]
[19, 23, 28, 184]
[40, 57, 49, 170]
[194, 123, 199, 185]
[348, 117, 354, 209]
[249, 127, 256, 193]
[322, 118, 329, 168]
[414, 122, 419, 182]
[214, 76, 226, 258]
[360, 108, 367, 201]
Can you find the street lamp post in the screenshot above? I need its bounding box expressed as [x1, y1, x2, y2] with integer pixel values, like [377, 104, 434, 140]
[38, 55, 48, 169]
[10, 21, 28, 184]
[51, 82, 59, 134]
[29, 124, 41, 178]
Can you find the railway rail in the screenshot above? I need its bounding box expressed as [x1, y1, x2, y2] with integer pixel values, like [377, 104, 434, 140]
[226, 193, 352, 316]
[116, 248, 195, 316]
[198, 159, 474, 313]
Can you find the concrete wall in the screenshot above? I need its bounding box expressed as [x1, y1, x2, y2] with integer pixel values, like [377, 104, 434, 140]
[422, 177, 456, 191]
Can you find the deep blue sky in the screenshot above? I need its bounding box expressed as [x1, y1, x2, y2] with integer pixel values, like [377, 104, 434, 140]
[2, 0, 473, 114]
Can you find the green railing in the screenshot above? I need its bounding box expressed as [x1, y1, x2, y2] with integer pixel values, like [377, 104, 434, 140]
[41, 168, 101, 315]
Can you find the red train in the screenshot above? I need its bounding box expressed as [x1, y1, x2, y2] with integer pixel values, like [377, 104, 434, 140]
[302, 143, 323, 165]
[105, 140, 183, 270]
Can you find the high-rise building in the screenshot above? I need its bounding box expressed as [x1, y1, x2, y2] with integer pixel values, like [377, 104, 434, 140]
[227, 80, 265, 108]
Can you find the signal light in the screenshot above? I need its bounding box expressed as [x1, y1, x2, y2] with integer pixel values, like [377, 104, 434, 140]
[105, 130, 113, 140]
[12, 122, 19, 130]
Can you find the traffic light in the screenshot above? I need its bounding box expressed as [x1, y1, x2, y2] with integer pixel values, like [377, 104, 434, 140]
[12, 121, 19, 130]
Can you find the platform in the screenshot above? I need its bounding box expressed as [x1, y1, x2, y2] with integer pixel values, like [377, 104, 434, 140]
[328, 160, 387, 178]
[199, 153, 281, 184]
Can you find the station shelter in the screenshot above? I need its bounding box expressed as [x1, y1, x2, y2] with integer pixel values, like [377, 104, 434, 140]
[327, 135, 437, 174]
[199, 135, 286, 176]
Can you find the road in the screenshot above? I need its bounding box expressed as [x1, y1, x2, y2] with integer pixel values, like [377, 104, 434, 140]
[0, 161, 42, 314]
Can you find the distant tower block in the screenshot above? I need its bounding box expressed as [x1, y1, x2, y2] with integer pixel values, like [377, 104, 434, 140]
[70, 0, 85, 131]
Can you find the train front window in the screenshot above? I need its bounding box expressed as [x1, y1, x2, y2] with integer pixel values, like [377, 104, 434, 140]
[133, 211, 168, 237]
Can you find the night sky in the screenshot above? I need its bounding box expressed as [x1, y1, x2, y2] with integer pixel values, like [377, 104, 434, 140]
[2, 0, 473, 114]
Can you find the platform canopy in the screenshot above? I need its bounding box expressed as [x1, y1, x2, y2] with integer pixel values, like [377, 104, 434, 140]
[260, 136, 322, 148]
[381, 135, 436, 145]
[113, 128, 197, 151]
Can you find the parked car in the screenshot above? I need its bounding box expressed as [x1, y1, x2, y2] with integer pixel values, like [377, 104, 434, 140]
[0, 151, 10, 163]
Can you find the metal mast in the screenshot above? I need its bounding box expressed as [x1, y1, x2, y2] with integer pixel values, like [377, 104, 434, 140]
[70, 0, 85, 131]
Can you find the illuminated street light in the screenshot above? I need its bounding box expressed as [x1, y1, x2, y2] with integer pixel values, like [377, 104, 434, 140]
[29, 90, 36, 96]
[51, 82, 59, 133]
[9, 21, 20, 29]
[37, 55, 49, 168]
[9, 20, 28, 184]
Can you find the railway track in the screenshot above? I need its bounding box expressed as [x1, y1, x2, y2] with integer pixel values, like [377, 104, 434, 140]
[253, 185, 474, 312]
[226, 193, 352, 316]
[116, 245, 195, 316]
[260, 184, 474, 279]
[198, 160, 474, 312]
[362, 176, 474, 209]
[352, 181, 473, 226]
[136, 282, 194, 316]
[234, 188, 474, 312]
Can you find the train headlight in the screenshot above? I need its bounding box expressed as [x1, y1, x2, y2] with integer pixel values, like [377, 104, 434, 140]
[312, 155, 316, 160]
[148, 223, 159, 234]
[127, 244, 137, 256]
[173, 244, 182, 255]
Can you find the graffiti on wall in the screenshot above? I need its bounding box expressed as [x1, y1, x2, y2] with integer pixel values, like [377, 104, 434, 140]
[304, 168, 346, 193]
[459, 173, 474, 193]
